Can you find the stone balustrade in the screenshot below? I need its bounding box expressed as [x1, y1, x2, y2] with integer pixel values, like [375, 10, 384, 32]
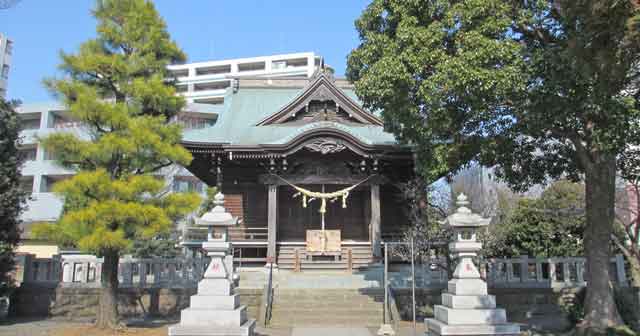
[59, 254, 208, 288]
[485, 255, 628, 289]
[14, 253, 61, 285]
[386, 255, 628, 289]
[15, 253, 628, 290]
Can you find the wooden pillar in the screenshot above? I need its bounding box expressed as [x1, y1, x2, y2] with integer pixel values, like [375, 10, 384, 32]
[370, 184, 382, 258]
[267, 184, 278, 266]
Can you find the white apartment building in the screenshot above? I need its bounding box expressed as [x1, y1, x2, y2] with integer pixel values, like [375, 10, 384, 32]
[0, 33, 13, 98]
[168, 52, 319, 104]
[16, 52, 321, 256]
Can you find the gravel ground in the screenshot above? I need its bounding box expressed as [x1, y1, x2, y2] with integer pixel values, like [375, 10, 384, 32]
[0, 317, 426, 336]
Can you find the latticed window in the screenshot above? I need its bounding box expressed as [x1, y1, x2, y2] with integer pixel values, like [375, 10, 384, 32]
[177, 116, 215, 129]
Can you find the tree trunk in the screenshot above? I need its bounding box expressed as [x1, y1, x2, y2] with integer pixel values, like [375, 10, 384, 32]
[95, 250, 120, 329]
[581, 155, 623, 333]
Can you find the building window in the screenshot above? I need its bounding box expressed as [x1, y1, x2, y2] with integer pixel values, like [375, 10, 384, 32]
[168, 68, 188, 78]
[193, 97, 224, 105]
[50, 112, 79, 128]
[44, 149, 58, 161]
[19, 147, 37, 162]
[40, 175, 71, 193]
[1, 64, 9, 79]
[175, 84, 188, 93]
[272, 58, 307, 70]
[238, 61, 265, 72]
[196, 64, 231, 76]
[20, 177, 33, 194]
[5, 40, 12, 55]
[172, 177, 206, 194]
[19, 116, 41, 130]
[193, 81, 230, 92]
[178, 115, 215, 129]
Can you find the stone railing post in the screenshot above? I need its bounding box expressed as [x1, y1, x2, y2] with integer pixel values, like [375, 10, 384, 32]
[139, 262, 147, 287]
[181, 261, 190, 285]
[535, 260, 544, 283]
[563, 260, 571, 286]
[548, 259, 557, 287]
[94, 260, 102, 283]
[168, 262, 177, 286]
[576, 259, 585, 284]
[153, 262, 162, 286]
[520, 255, 529, 283]
[121, 257, 133, 287]
[62, 261, 73, 283]
[506, 261, 515, 282]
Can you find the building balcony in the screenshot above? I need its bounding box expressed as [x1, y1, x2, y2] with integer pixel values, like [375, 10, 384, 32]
[21, 192, 64, 223]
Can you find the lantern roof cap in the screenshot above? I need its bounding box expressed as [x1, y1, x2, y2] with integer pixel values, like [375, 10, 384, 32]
[196, 193, 238, 227]
[444, 193, 491, 228]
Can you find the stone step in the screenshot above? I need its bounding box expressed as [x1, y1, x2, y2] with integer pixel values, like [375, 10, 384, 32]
[269, 317, 382, 326]
[272, 300, 383, 307]
[268, 288, 384, 327]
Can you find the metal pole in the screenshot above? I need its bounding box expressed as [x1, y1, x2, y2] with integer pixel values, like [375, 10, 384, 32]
[321, 184, 326, 231]
[383, 242, 388, 324]
[411, 236, 416, 335]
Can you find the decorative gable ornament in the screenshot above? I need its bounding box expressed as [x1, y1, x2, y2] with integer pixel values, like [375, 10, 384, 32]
[256, 69, 383, 126]
[304, 138, 347, 154]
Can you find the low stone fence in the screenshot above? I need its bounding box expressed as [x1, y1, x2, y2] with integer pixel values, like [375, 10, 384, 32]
[58, 255, 208, 288]
[386, 255, 629, 289]
[10, 252, 632, 327]
[15, 253, 629, 289]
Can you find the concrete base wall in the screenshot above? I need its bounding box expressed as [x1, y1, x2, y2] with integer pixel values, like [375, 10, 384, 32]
[10, 285, 262, 322]
[392, 288, 573, 332]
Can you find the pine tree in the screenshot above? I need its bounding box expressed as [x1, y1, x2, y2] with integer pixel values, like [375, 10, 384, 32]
[32, 0, 200, 328]
[0, 98, 25, 298]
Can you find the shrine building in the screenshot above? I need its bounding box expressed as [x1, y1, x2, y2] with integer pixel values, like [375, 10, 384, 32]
[181, 68, 414, 270]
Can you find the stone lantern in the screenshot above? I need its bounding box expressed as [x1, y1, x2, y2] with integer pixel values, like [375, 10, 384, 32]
[169, 193, 255, 336]
[425, 194, 519, 336]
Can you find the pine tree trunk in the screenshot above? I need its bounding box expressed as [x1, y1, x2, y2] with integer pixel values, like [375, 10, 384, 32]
[580, 155, 623, 333]
[95, 250, 120, 329]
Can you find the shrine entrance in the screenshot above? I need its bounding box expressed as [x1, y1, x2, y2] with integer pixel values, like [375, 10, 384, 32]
[277, 184, 369, 242]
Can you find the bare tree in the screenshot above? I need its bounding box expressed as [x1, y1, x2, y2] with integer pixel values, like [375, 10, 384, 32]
[394, 179, 451, 274]
[614, 177, 640, 287]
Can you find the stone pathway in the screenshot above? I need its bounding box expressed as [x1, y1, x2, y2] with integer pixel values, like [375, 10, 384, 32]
[291, 327, 373, 336]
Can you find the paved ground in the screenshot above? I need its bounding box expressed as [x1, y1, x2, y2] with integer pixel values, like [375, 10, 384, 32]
[290, 327, 372, 336]
[0, 318, 427, 336]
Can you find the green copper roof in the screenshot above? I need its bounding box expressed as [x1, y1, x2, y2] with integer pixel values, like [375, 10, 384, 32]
[182, 86, 397, 146]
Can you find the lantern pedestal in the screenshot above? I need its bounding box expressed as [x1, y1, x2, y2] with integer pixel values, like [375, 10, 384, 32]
[425, 194, 519, 336]
[169, 193, 255, 336]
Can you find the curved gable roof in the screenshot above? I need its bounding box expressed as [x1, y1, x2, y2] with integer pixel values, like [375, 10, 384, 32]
[182, 78, 397, 149]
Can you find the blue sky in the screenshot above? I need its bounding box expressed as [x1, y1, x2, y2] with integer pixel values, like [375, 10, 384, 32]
[0, 0, 370, 102]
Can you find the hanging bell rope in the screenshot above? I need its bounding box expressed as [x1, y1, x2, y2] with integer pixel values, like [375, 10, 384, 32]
[271, 174, 376, 214]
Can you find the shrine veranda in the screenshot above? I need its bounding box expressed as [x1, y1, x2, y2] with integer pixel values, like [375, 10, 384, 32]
[180, 70, 414, 269]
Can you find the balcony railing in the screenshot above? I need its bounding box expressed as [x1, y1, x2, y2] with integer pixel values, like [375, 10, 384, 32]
[182, 226, 268, 244]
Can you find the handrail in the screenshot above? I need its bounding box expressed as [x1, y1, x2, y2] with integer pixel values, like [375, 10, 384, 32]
[264, 262, 274, 326]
